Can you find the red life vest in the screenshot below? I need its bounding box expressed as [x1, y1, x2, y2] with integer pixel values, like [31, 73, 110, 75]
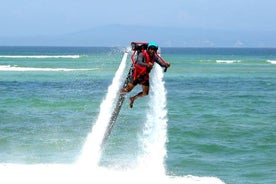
[133, 50, 154, 83]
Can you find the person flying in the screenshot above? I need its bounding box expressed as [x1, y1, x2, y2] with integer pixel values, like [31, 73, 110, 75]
[121, 42, 170, 108]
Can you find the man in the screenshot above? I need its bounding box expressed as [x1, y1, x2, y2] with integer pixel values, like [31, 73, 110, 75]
[121, 42, 170, 108]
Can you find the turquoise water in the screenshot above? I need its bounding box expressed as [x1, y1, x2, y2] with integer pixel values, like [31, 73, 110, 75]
[0, 47, 276, 183]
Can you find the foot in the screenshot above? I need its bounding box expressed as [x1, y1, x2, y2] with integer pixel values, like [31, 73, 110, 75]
[129, 97, 135, 108]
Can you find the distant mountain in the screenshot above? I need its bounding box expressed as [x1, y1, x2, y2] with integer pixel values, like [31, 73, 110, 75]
[0, 24, 275, 47]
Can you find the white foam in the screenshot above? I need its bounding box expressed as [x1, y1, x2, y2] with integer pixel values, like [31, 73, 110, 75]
[77, 48, 130, 166]
[0, 164, 225, 184]
[216, 60, 241, 64]
[267, 60, 276, 64]
[0, 55, 80, 59]
[137, 59, 168, 175]
[0, 65, 96, 71]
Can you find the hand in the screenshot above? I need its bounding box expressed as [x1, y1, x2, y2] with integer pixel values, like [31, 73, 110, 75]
[148, 62, 153, 69]
[166, 62, 171, 68]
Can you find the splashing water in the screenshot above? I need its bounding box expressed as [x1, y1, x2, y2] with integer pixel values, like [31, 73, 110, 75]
[77, 48, 130, 166]
[137, 64, 168, 175]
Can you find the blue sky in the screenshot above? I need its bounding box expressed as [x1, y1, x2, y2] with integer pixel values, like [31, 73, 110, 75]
[1, 0, 276, 46]
[1, 0, 276, 35]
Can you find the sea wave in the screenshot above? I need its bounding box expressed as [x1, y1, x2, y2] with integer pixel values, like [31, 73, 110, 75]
[267, 60, 276, 64]
[216, 60, 241, 64]
[0, 65, 96, 72]
[0, 55, 80, 59]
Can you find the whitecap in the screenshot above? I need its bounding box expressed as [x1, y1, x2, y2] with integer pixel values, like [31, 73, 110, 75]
[267, 60, 276, 64]
[216, 60, 241, 64]
[0, 65, 97, 71]
[0, 55, 80, 59]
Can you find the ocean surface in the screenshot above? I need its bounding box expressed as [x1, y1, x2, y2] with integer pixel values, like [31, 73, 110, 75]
[0, 46, 275, 184]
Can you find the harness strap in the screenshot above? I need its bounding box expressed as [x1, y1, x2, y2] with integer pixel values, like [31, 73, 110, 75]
[131, 49, 152, 82]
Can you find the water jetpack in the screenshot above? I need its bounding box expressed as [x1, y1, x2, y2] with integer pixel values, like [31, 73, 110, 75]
[131, 42, 148, 51]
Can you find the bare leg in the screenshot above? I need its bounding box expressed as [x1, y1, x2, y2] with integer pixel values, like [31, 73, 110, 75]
[121, 83, 135, 94]
[130, 85, 149, 108]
